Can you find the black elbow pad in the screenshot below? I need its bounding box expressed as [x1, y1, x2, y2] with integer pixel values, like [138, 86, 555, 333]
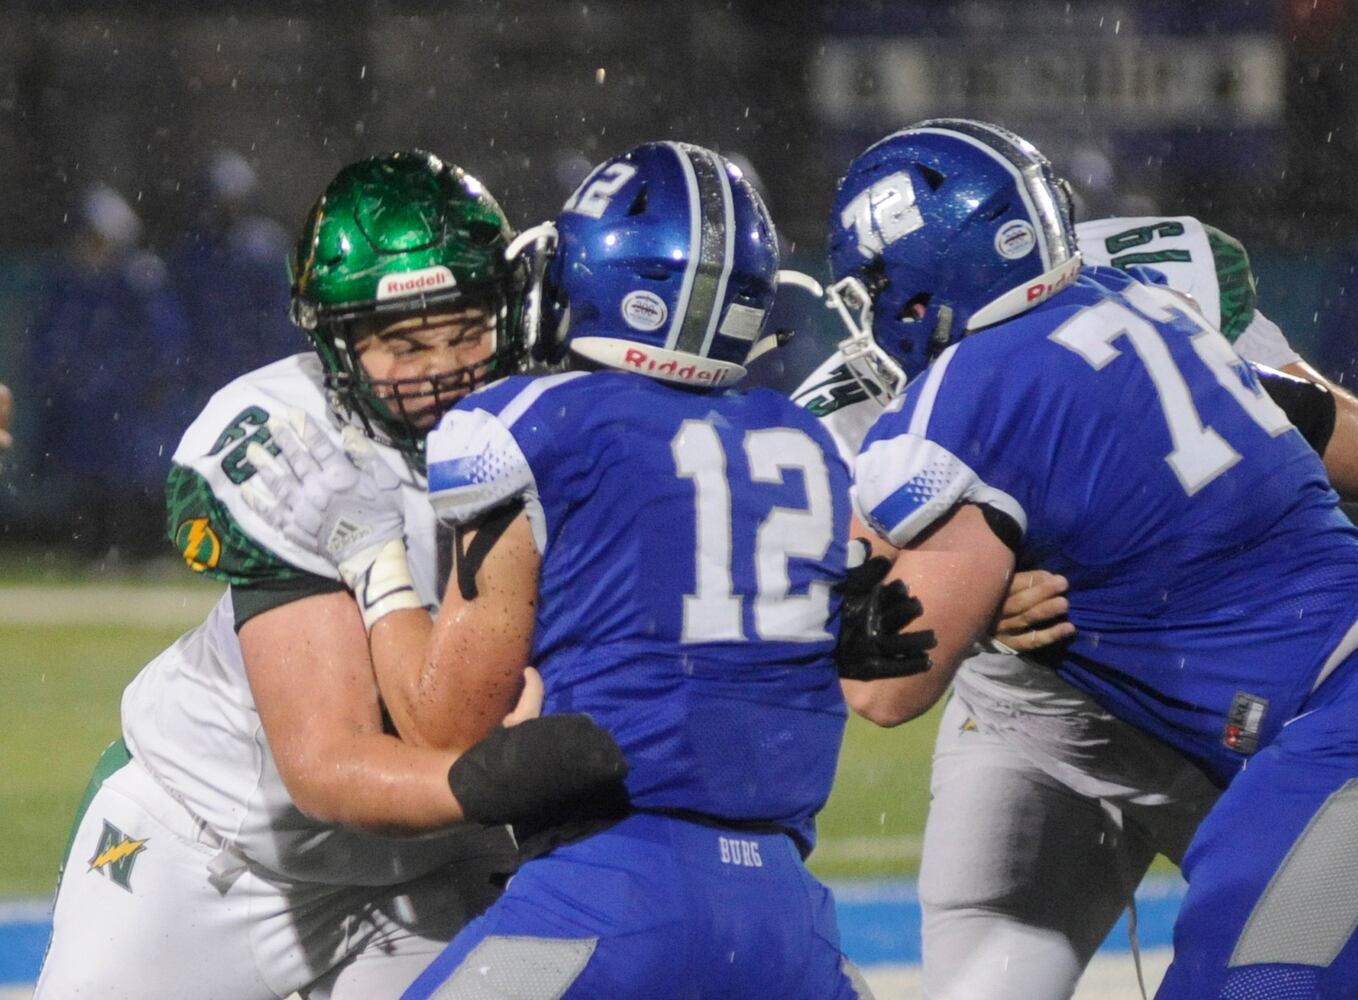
[1254, 364, 1337, 454]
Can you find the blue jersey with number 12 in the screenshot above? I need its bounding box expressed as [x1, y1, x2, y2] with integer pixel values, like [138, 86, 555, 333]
[425, 371, 851, 848]
[856, 266, 1358, 787]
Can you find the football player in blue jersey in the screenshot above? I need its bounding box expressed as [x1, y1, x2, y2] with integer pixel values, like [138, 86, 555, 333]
[826, 118, 1358, 999]
[751, 209, 1358, 998]
[245, 141, 927, 998]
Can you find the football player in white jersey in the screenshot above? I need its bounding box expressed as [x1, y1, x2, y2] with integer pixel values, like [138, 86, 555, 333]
[34, 151, 625, 1000]
[751, 211, 1358, 998]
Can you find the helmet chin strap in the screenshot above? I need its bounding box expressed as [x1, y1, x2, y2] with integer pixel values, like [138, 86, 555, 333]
[505, 222, 560, 363]
[776, 269, 825, 298]
[825, 275, 905, 406]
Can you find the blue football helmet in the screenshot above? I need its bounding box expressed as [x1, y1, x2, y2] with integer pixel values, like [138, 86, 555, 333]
[826, 119, 1081, 398]
[520, 141, 780, 389]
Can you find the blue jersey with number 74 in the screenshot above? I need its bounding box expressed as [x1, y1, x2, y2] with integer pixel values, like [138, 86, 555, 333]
[855, 266, 1358, 787]
[424, 370, 851, 849]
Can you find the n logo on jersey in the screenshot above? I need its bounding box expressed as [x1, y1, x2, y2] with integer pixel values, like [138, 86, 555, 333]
[88, 821, 147, 891]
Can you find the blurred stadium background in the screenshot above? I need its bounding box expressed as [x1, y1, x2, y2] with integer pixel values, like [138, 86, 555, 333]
[3, 1, 1355, 996]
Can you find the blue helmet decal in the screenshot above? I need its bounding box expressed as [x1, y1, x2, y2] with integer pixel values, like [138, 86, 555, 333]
[539, 141, 780, 388]
[826, 118, 1081, 392]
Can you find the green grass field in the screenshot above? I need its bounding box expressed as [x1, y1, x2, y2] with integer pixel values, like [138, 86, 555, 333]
[1, 621, 187, 894]
[0, 578, 942, 895]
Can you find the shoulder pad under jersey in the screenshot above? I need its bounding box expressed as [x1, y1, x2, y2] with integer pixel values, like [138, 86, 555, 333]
[1077, 215, 1258, 341]
[166, 355, 353, 585]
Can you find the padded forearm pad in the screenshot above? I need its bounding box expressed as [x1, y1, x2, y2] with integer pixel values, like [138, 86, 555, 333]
[448, 714, 629, 827]
[1255, 363, 1337, 455]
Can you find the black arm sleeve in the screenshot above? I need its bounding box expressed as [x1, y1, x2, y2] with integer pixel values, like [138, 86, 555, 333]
[454, 499, 525, 601]
[1252, 363, 1337, 455]
[230, 572, 347, 631]
[979, 504, 1023, 553]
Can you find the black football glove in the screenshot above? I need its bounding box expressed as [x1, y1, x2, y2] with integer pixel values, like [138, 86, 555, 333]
[835, 542, 937, 681]
[448, 714, 629, 827]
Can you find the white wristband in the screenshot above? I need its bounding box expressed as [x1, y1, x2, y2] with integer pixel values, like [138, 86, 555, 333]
[348, 538, 424, 631]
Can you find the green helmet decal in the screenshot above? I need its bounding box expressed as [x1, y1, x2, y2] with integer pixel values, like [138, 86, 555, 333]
[290, 150, 524, 462]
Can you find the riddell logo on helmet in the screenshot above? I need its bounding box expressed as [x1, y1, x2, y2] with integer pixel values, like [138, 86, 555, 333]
[1024, 257, 1082, 304]
[622, 347, 730, 385]
[376, 265, 457, 300]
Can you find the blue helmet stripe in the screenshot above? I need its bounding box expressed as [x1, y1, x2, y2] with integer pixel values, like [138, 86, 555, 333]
[667, 143, 702, 351]
[667, 143, 732, 356]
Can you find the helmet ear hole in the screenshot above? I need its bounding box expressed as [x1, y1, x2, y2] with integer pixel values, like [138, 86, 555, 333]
[897, 293, 931, 322]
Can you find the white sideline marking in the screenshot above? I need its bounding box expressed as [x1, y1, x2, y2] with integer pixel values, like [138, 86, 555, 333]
[0, 584, 221, 629]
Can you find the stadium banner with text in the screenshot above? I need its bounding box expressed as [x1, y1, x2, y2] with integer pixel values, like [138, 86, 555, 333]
[814, 0, 1284, 175]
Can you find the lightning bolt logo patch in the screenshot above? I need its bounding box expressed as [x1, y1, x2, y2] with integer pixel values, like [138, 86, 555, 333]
[175, 517, 221, 572]
[88, 821, 147, 891]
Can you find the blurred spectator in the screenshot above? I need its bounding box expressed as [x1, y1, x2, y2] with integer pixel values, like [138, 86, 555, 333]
[26, 183, 191, 558]
[168, 150, 297, 391]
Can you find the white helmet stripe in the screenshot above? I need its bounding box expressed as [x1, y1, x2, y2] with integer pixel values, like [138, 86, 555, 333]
[666, 142, 703, 352]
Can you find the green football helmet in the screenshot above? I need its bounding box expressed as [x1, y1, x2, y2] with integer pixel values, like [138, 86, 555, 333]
[290, 150, 524, 460]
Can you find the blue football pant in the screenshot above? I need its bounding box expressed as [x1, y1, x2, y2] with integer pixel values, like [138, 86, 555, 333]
[400, 812, 873, 999]
[1158, 670, 1358, 999]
